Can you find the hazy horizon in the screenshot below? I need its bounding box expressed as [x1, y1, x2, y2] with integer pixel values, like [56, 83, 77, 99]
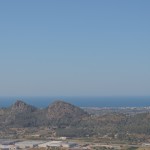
[0, 96, 150, 108]
[0, 1, 150, 97]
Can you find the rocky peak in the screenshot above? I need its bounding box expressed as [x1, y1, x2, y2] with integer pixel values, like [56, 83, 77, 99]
[47, 100, 88, 119]
[11, 100, 36, 112]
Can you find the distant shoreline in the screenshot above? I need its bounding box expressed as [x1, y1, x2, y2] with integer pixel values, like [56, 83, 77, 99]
[0, 96, 150, 108]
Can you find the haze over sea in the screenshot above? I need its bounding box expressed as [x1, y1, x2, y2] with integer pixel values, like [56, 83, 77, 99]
[0, 96, 150, 108]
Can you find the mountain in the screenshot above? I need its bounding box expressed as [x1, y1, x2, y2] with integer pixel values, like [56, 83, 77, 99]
[10, 100, 37, 113]
[1, 100, 150, 139]
[46, 100, 89, 126]
[47, 100, 88, 119]
[0, 100, 38, 127]
[0, 100, 89, 128]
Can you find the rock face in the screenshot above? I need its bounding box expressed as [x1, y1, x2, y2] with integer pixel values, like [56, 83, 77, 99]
[47, 100, 88, 120]
[0, 100, 89, 127]
[11, 100, 36, 112]
[46, 100, 89, 126]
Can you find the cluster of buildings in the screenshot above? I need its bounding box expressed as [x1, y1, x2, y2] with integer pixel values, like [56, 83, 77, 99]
[0, 139, 78, 150]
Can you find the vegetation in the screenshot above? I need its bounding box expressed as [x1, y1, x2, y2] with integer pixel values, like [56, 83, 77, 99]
[1, 100, 150, 142]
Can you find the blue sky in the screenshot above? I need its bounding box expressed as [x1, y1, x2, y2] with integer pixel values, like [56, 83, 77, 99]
[0, 0, 150, 97]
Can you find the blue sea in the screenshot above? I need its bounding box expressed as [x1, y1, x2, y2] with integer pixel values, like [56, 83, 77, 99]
[0, 96, 150, 108]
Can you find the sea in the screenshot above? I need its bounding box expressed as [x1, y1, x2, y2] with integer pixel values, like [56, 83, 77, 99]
[0, 96, 150, 108]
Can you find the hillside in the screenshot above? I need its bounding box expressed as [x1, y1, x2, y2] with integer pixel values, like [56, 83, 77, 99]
[0, 100, 88, 128]
[47, 100, 88, 119]
[10, 100, 37, 112]
[1, 100, 150, 140]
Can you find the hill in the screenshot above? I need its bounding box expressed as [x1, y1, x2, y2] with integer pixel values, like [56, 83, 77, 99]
[0, 100, 88, 128]
[11, 100, 37, 112]
[1, 100, 150, 140]
[46, 100, 88, 126]
[47, 100, 88, 119]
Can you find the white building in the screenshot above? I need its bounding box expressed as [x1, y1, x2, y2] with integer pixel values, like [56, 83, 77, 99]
[0, 139, 19, 150]
[0, 145, 16, 150]
[61, 142, 77, 148]
[15, 140, 45, 149]
[38, 141, 62, 148]
[142, 143, 150, 146]
[38, 141, 77, 148]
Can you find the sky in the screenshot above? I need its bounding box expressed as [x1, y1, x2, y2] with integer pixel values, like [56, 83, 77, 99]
[0, 0, 150, 97]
